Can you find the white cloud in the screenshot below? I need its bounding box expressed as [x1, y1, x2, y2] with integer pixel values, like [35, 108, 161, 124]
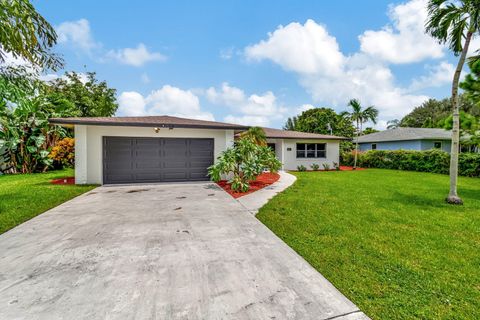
[408, 61, 455, 91]
[117, 91, 146, 116]
[243, 9, 442, 126]
[39, 72, 89, 84]
[206, 83, 287, 126]
[56, 19, 165, 67]
[56, 19, 99, 53]
[106, 43, 166, 67]
[117, 85, 214, 121]
[206, 82, 245, 106]
[359, 0, 444, 64]
[245, 19, 344, 75]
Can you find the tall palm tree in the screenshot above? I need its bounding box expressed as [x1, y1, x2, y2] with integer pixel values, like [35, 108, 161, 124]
[426, 0, 480, 205]
[239, 126, 267, 146]
[347, 99, 379, 169]
[387, 119, 401, 129]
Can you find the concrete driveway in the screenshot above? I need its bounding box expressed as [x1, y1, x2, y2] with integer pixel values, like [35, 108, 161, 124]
[0, 183, 367, 320]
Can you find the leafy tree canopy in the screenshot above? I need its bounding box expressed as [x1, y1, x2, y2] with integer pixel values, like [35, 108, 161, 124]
[284, 107, 355, 138]
[400, 94, 479, 128]
[0, 0, 63, 72]
[47, 72, 118, 117]
[460, 58, 480, 109]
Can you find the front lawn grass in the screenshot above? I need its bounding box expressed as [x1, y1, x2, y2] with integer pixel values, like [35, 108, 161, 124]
[0, 169, 96, 235]
[257, 169, 480, 320]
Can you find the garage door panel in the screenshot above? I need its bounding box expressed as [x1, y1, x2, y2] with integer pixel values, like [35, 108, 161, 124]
[103, 137, 213, 184]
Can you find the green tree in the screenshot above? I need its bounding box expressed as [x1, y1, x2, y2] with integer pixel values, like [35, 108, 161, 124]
[239, 126, 267, 146]
[208, 137, 281, 192]
[0, 0, 63, 72]
[400, 95, 478, 128]
[347, 99, 379, 169]
[426, 0, 480, 204]
[47, 72, 118, 117]
[460, 58, 480, 108]
[362, 127, 379, 135]
[285, 107, 355, 138]
[283, 116, 298, 130]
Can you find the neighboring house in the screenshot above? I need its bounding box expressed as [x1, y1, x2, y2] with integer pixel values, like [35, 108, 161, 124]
[355, 128, 452, 153]
[49, 116, 347, 185]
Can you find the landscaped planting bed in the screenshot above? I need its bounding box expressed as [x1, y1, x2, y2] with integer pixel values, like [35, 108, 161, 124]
[217, 172, 280, 198]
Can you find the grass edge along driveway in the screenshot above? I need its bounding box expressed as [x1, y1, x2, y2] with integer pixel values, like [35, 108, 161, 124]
[0, 169, 96, 235]
[257, 169, 480, 320]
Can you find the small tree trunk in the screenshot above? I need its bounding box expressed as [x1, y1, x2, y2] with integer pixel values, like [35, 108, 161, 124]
[353, 119, 360, 169]
[446, 30, 473, 205]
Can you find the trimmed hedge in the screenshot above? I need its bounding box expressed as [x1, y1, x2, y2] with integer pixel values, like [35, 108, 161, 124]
[341, 150, 480, 177]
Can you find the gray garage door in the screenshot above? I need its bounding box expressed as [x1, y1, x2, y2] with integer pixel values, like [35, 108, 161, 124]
[103, 137, 214, 184]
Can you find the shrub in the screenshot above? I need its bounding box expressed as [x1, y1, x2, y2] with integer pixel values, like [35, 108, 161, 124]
[310, 163, 320, 171]
[340, 149, 480, 177]
[49, 137, 75, 168]
[297, 165, 307, 172]
[208, 137, 281, 192]
[322, 163, 331, 171]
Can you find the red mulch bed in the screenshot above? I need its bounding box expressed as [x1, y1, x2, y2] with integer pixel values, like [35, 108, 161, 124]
[51, 177, 75, 185]
[339, 166, 365, 171]
[217, 172, 280, 198]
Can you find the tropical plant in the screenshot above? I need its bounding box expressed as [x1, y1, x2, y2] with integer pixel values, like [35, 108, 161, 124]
[387, 119, 401, 129]
[426, 0, 480, 204]
[322, 163, 331, 171]
[208, 136, 281, 192]
[0, 74, 75, 173]
[297, 165, 307, 172]
[310, 163, 320, 171]
[238, 126, 267, 146]
[46, 72, 118, 117]
[0, 0, 63, 72]
[346, 99, 379, 169]
[49, 137, 75, 168]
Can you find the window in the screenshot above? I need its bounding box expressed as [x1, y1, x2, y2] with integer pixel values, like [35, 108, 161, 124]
[296, 143, 326, 158]
[371, 143, 377, 150]
[433, 141, 442, 149]
[267, 143, 276, 153]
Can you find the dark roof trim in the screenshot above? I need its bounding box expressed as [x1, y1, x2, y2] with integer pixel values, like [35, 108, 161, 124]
[48, 118, 247, 130]
[266, 135, 349, 140]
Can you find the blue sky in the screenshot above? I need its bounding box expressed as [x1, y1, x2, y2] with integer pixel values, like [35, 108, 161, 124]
[35, 0, 478, 129]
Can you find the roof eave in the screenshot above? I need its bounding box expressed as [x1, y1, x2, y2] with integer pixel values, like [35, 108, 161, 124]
[48, 119, 248, 130]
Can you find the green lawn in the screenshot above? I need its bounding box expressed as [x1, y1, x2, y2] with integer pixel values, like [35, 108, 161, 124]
[257, 169, 480, 320]
[0, 169, 96, 235]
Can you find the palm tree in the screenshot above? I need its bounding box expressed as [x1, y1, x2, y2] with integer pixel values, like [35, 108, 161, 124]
[426, 0, 480, 205]
[239, 126, 267, 146]
[387, 119, 401, 129]
[347, 99, 379, 169]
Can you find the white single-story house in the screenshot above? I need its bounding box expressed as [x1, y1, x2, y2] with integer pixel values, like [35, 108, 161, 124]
[49, 116, 348, 185]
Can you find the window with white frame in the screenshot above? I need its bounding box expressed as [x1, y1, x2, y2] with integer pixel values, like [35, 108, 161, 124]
[371, 143, 377, 150]
[296, 143, 326, 158]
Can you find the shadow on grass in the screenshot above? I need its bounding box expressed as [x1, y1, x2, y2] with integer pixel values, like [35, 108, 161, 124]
[388, 191, 450, 210]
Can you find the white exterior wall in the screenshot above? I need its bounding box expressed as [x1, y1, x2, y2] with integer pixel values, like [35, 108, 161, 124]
[74, 125, 234, 184]
[273, 139, 340, 171]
